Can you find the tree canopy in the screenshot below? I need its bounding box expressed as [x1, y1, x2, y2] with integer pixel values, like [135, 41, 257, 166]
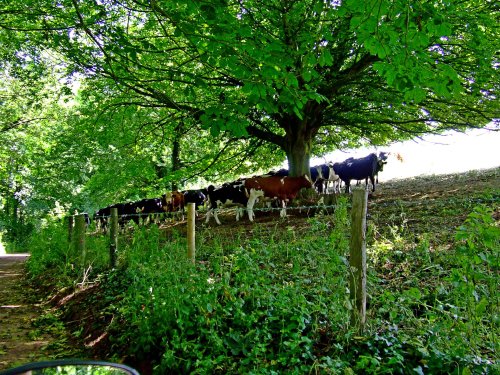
[0, 0, 499, 222]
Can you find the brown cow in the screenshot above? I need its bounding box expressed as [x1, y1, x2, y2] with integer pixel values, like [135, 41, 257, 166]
[162, 191, 185, 219]
[244, 175, 312, 221]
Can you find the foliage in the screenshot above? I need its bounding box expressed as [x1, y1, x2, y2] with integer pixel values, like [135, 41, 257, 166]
[1, 0, 498, 208]
[0, 0, 498, 244]
[25, 218, 110, 286]
[451, 205, 499, 352]
[23, 188, 500, 373]
[0, 60, 84, 248]
[366, 199, 499, 374]
[109, 211, 351, 374]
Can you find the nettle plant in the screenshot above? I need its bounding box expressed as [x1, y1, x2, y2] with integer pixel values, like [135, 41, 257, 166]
[450, 205, 499, 349]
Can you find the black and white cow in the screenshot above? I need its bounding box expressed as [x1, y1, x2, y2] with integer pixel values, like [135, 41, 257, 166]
[334, 153, 386, 193]
[267, 168, 289, 177]
[133, 198, 164, 224]
[94, 200, 149, 230]
[375, 152, 389, 183]
[310, 163, 340, 193]
[94, 202, 128, 231]
[183, 189, 207, 210]
[205, 182, 249, 225]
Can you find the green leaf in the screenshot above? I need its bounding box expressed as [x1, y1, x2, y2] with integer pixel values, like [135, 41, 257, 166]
[365, 37, 386, 59]
[350, 16, 362, 29]
[292, 105, 303, 120]
[209, 122, 220, 137]
[405, 287, 422, 301]
[286, 74, 299, 88]
[318, 49, 333, 67]
[302, 70, 312, 82]
[404, 87, 427, 103]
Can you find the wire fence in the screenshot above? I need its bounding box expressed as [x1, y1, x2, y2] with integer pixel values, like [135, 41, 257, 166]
[68, 189, 500, 328]
[92, 204, 337, 218]
[68, 190, 371, 328]
[78, 192, 499, 231]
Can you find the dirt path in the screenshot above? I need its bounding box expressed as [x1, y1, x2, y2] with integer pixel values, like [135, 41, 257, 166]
[0, 254, 63, 371]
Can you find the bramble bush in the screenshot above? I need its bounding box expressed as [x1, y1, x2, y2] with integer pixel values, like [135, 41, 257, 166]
[25, 218, 110, 286]
[110, 200, 352, 374]
[24, 197, 499, 374]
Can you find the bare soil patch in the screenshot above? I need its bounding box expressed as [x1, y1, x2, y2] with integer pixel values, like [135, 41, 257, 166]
[0, 255, 56, 370]
[0, 254, 88, 372]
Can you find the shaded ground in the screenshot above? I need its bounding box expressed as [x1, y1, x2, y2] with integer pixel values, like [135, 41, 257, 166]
[0, 255, 87, 372]
[0, 255, 55, 370]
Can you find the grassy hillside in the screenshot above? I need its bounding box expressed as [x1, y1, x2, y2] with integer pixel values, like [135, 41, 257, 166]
[25, 167, 499, 374]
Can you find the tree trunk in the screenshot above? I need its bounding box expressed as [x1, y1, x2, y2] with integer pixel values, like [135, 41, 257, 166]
[248, 106, 320, 179]
[11, 196, 19, 228]
[171, 133, 181, 191]
[285, 131, 319, 200]
[284, 123, 313, 177]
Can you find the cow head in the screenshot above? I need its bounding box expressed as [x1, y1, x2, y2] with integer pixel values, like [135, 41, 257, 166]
[376, 152, 389, 170]
[378, 151, 389, 161]
[303, 174, 313, 188]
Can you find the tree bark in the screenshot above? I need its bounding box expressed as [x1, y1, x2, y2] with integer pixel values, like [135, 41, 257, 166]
[171, 132, 181, 191]
[248, 107, 320, 178]
[282, 115, 316, 177]
[286, 135, 312, 177]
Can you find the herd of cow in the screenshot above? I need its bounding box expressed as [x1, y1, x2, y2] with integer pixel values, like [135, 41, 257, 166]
[92, 152, 390, 228]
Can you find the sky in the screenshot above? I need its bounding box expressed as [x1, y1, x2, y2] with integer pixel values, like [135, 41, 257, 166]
[309, 128, 500, 182]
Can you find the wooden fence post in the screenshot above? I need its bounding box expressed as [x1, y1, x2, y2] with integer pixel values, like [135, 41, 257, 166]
[74, 214, 86, 266]
[67, 215, 74, 243]
[187, 203, 196, 263]
[349, 187, 368, 331]
[109, 207, 119, 268]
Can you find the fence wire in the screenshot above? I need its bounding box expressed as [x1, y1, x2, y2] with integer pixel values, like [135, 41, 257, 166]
[84, 204, 340, 222]
[74, 192, 499, 225]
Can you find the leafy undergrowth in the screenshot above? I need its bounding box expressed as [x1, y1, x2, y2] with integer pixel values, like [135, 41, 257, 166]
[25, 168, 499, 374]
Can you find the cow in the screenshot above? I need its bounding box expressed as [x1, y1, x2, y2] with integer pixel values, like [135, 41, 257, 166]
[324, 162, 341, 193]
[121, 202, 141, 225]
[94, 206, 109, 231]
[310, 163, 340, 193]
[205, 182, 249, 225]
[93, 202, 135, 231]
[244, 175, 312, 221]
[94, 204, 118, 231]
[133, 198, 164, 224]
[267, 168, 289, 177]
[375, 152, 389, 184]
[182, 189, 207, 210]
[353, 151, 390, 187]
[162, 191, 185, 220]
[334, 153, 385, 193]
[309, 165, 323, 184]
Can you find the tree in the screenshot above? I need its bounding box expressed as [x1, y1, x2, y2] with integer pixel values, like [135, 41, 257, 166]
[1, 0, 498, 179]
[0, 58, 82, 241]
[63, 76, 284, 199]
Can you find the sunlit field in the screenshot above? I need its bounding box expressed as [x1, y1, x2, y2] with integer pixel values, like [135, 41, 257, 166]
[309, 128, 500, 181]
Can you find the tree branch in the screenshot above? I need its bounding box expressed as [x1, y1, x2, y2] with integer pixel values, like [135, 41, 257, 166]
[246, 124, 285, 149]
